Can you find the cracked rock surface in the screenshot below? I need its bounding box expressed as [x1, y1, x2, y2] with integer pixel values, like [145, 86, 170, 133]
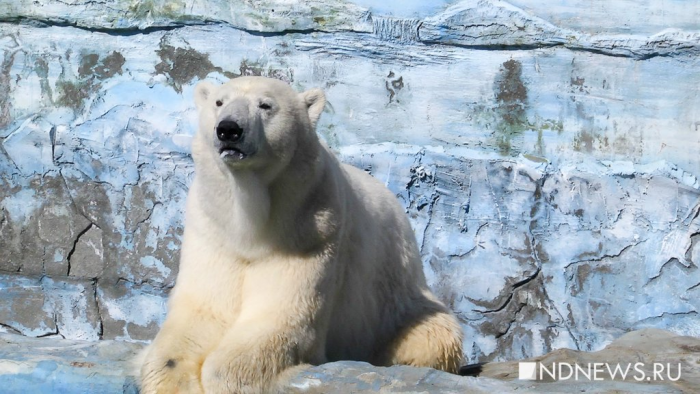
[0, 0, 699, 365]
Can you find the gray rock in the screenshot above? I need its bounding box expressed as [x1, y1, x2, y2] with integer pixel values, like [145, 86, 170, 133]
[0, 275, 101, 341]
[43, 277, 102, 341]
[68, 224, 104, 278]
[0, 275, 56, 337]
[0, 173, 91, 276]
[96, 282, 168, 342]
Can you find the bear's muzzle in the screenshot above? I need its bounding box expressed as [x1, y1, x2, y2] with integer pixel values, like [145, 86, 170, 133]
[216, 120, 249, 161]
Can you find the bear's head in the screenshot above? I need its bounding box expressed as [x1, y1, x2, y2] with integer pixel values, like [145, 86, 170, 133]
[192, 76, 326, 179]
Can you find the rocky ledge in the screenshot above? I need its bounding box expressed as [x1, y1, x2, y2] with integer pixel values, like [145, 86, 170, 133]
[0, 329, 697, 393]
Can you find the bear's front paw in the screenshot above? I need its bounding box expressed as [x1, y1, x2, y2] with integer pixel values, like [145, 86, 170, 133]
[140, 356, 204, 394]
[201, 350, 274, 394]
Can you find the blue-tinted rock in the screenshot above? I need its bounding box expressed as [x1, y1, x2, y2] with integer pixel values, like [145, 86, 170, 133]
[0, 333, 143, 394]
[0, 329, 697, 393]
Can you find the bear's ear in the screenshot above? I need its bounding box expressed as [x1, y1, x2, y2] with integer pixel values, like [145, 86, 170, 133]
[194, 81, 216, 110]
[300, 88, 326, 129]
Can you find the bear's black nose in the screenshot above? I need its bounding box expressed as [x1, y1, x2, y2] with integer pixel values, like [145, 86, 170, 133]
[216, 120, 243, 142]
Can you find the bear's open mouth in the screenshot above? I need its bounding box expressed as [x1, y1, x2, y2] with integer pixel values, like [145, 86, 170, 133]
[219, 146, 247, 160]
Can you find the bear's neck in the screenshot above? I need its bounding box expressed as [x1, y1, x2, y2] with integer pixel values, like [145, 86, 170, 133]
[191, 167, 271, 258]
[195, 137, 336, 257]
[266, 138, 338, 252]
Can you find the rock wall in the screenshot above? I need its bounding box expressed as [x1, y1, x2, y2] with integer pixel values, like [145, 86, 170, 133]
[0, 0, 698, 363]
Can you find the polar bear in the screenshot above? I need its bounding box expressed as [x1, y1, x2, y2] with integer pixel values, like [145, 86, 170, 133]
[138, 76, 463, 393]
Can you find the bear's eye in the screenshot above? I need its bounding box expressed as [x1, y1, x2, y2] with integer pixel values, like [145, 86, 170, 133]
[258, 102, 272, 110]
[215, 100, 223, 107]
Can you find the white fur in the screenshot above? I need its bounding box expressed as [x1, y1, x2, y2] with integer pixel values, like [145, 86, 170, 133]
[138, 77, 463, 394]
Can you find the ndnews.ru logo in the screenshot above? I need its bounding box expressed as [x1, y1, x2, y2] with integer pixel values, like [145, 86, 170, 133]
[518, 362, 682, 382]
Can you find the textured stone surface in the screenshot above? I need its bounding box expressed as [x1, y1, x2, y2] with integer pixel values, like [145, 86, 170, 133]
[476, 328, 700, 393]
[0, 275, 56, 337]
[68, 224, 105, 279]
[0, 0, 372, 33]
[0, 329, 697, 393]
[0, 275, 102, 340]
[419, 0, 700, 59]
[340, 145, 700, 362]
[287, 362, 686, 393]
[96, 282, 168, 342]
[0, 333, 141, 394]
[0, 0, 698, 365]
